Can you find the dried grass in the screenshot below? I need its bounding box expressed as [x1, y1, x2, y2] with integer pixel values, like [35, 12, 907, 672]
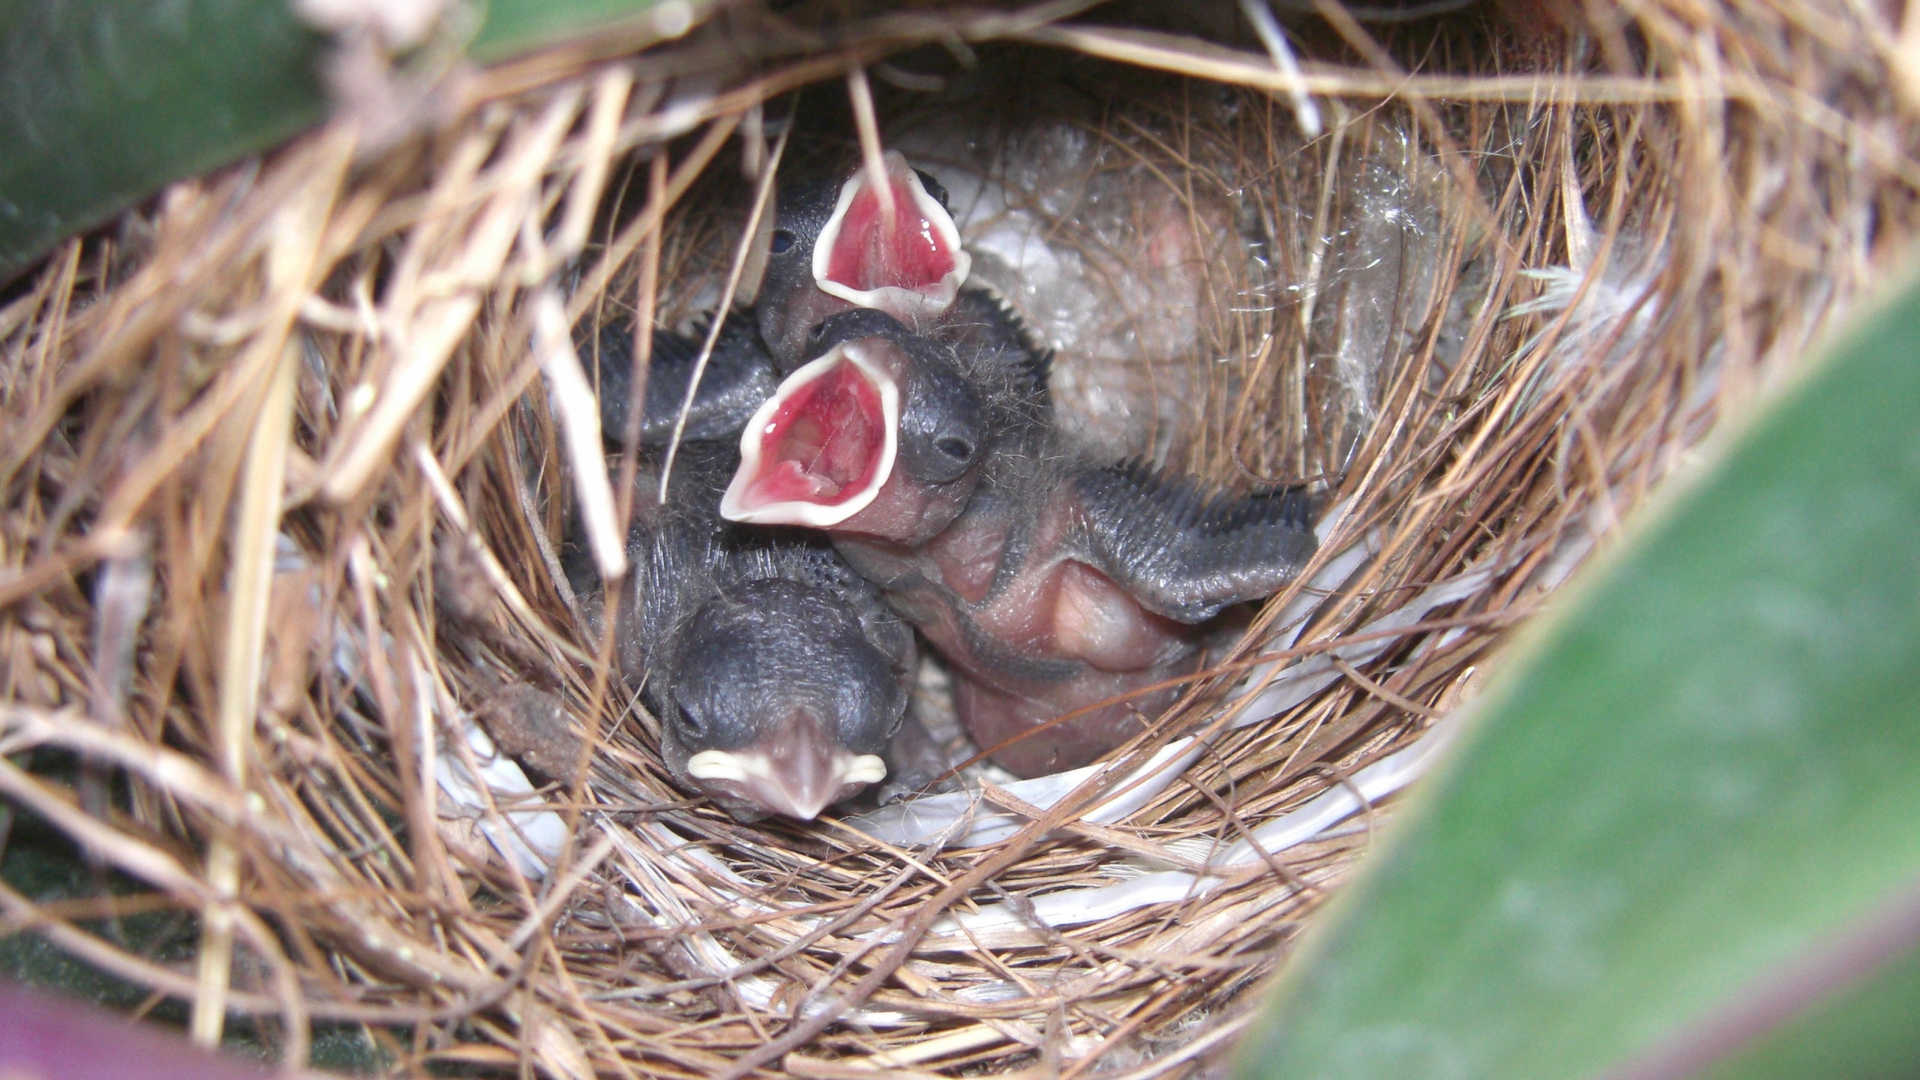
[2, 0, 1915, 1075]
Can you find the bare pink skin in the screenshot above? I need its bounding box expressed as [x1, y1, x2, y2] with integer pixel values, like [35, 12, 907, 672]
[832, 487, 1198, 778]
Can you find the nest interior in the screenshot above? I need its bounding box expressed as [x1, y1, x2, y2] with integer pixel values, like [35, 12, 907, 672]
[2, 0, 1915, 1075]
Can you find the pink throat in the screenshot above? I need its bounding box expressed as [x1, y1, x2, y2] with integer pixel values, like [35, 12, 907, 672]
[825, 177, 956, 295]
[747, 358, 886, 507]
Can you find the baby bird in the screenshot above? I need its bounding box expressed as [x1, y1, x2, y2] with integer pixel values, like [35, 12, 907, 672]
[721, 309, 1012, 541]
[578, 319, 933, 820]
[609, 440, 923, 820]
[754, 150, 973, 371]
[720, 312, 1317, 777]
[752, 151, 1052, 424]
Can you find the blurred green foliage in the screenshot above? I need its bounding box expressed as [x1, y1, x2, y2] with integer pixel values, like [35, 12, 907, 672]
[1240, 274, 1920, 1078]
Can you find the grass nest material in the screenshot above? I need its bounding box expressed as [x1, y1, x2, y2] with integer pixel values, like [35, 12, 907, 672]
[2, 0, 1916, 1075]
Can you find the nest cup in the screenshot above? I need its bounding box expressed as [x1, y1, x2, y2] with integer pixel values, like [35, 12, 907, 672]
[2, 1, 1914, 1074]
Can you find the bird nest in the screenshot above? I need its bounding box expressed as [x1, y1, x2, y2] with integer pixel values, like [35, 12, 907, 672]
[2, 1, 1914, 1075]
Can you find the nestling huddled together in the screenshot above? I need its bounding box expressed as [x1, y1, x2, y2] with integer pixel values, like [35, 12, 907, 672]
[585, 151, 1318, 822]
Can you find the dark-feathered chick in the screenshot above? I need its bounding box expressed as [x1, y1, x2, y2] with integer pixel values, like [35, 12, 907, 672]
[576, 319, 932, 819]
[610, 441, 923, 819]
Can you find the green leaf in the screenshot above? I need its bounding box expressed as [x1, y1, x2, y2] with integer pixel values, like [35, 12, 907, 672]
[1239, 272, 1920, 1079]
[0, 0, 694, 283]
[1699, 938, 1920, 1080]
[0, 0, 328, 280]
[470, 0, 691, 61]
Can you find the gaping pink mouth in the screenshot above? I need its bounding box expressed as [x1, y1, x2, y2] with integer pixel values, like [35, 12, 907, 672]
[813, 150, 970, 319]
[720, 342, 899, 527]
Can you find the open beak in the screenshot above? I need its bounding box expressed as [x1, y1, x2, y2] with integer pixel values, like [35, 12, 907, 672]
[812, 150, 971, 320]
[683, 712, 887, 821]
[721, 340, 900, 527]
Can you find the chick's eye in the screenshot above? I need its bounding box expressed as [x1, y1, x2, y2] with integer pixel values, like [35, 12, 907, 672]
[934, 435, 975, 463]
[674, 704, 709, 743]
[769, 229, 795, 255]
